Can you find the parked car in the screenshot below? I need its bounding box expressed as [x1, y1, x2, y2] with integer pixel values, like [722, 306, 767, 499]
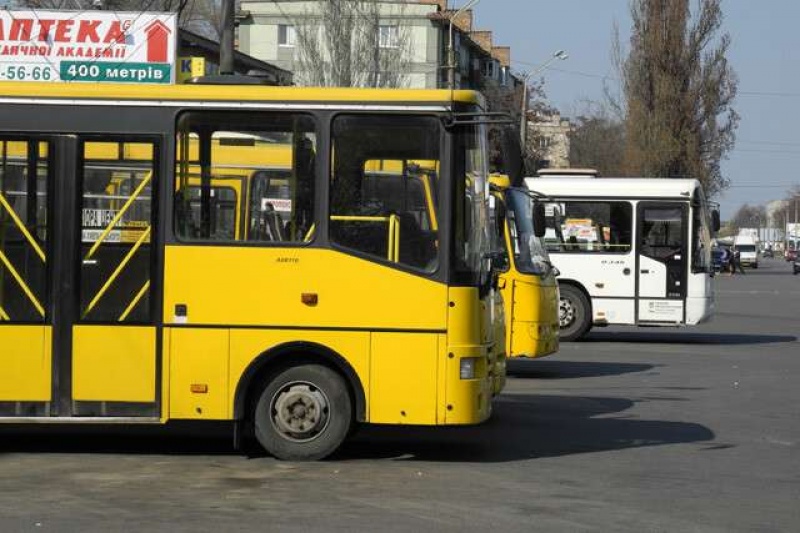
[787, 249, 798, 262]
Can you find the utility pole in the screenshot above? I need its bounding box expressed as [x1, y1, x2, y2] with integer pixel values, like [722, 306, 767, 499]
[220, 0, 235, 75]
[518, 50, 568, 152]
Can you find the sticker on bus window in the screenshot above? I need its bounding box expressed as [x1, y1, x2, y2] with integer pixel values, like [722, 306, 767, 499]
[261, 198, 292, 213]
[82, 229, 121, 243]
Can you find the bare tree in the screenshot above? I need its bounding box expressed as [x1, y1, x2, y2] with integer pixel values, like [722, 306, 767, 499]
[569, 100, 626, 176]
[730, 203, 766, 234]
[617, 0, 738, 197]
[12, 0, 221, 39]
[283, 0, 412, 88]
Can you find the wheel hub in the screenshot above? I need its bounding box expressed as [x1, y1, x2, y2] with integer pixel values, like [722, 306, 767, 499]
[271, 382, 330, 442]
[559, 297, 575, 328]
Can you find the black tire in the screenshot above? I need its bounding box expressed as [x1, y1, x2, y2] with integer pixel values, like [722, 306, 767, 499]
[558, 284, 591, 342]
[254, 364, 352, 461]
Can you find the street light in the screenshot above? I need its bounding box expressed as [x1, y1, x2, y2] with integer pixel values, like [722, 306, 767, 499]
[447, 0, 481, 89]
[519, 50, 568, 148]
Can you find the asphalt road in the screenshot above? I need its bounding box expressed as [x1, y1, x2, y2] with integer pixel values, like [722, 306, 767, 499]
[1, 258, 799, 532]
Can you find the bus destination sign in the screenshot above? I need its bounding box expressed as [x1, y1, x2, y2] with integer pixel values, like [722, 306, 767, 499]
[0, 10, 176, 84]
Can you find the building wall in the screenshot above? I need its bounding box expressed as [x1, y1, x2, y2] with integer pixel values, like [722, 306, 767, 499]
[238, 0, 513, 90]
[239, 0, 440, 88]
[530, 113, 571, 169]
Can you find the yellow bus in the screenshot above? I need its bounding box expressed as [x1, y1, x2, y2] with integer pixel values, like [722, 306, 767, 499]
[0, 82, 503, 460]
[490, 175, 559, 359]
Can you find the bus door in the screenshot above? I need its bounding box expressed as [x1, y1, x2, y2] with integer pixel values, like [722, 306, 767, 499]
[69, 139, 159, 417]
[636, 202, 688, 323]
[0, 139, 51, 416]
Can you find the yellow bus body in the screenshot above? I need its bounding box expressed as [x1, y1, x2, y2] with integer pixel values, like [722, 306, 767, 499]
[491, 178, 560, 359]
[0, 82, 498, 459]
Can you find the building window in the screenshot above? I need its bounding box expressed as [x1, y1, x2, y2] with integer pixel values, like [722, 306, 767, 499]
[378, 25, 399, 49]
[482, 60, 496, 78]
[538, 136, 552, 150]
[278, 24, 296, 47]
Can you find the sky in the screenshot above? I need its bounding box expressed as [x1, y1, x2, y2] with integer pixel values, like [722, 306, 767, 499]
[472, 0, 800, 219]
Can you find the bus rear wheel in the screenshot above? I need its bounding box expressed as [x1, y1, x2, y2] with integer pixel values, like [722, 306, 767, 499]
[254, 364, 352, 461]
[559, 285, 591, 341]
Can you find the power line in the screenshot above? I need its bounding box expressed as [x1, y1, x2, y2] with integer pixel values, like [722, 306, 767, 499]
[739, 139, 800, 147]
[512, 62, 800, 99]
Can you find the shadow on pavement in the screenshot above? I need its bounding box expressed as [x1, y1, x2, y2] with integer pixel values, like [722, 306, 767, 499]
[0, 422, 236, 456]
[582, 331, 796, 345]
[0, 395, 715, 463]
[333, 393, 714, 463]
[506, 359, 657, 379]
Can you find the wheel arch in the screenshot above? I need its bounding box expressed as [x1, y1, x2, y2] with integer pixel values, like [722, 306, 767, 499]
[557, 278, 592, 312]
[232, 341, 367, 424]
[556, 278, 593, 341]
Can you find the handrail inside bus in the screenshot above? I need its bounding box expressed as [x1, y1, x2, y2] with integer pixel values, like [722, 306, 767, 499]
[118, 280, 151, 322]
[0, 248, 44, 317]
[0, 190, 46, 262]
[83, 226, 151, 319]
[84, 170, 152, 261]
[330, 214, 401, 263]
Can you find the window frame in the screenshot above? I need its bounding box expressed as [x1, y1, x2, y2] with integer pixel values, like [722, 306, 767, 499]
[378, 25, 399, 49]
[546, 200, 634, 255]
[172, 110, 320, 248]
[0, 136, 52, 324]
[327, 112, 445, 276]
[278, 24, 296, 47]
[77, 135, 160, 325]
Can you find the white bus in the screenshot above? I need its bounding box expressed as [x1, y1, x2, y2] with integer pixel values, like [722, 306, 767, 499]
[525, 177, 720, 341]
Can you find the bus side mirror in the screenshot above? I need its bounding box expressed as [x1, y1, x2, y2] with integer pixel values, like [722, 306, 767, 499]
[711, 210, 721, 233]
[502, 128, 524, 187]
[533, 202, 546, 238]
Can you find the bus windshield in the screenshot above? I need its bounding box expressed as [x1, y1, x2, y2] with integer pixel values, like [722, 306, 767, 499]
[505, 188, 551, 275]
[455, 124, 491, 285]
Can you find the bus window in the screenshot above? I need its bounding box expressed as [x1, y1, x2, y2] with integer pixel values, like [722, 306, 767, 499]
[185, 186, 237, 241]
[545, 201, 632, 254]
[80, 140, 155, 323]
[640, 206, 683, 261]
[0, 139, 49, 322]
[692, 199, 712, 273]
[330, 115, 440, 272]
[174, 112, 317, 243]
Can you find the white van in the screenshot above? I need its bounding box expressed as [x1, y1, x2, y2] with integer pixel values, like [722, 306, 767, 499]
[734, 235, 759, 268]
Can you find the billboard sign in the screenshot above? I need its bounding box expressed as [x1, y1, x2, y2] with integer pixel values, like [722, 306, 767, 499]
[0, 10, 176, 84]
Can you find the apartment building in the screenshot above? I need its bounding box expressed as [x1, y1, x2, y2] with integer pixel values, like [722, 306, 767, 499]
[237, 0, 516, 89]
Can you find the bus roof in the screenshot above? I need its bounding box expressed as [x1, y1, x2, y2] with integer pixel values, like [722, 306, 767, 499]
[525, 177, 703, 200]
[0, 81, 481, 106]
[535, 168, 598, 178]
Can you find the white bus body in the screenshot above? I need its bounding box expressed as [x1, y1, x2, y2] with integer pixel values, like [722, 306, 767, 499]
[525, 177, 717, 341]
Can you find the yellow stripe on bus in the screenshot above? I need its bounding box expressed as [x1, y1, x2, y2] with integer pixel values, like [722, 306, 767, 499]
[0, 249, 44, 317]
[84, 170, 152, 261]
[118, 280, 150, 322]
[0, 305, 9, 321]
[0, 191, 46, 262]
[83, 226, 151, 318]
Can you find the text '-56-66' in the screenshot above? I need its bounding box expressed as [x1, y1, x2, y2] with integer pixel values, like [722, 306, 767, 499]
[3, 65, 54, 81]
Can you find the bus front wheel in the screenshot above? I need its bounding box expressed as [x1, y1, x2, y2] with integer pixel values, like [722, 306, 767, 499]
[254, 364, 352, 461]
[559, 285, 591, 341]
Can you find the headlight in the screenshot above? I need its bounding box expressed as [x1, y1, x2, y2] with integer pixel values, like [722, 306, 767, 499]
[460, 357, 479, 380]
